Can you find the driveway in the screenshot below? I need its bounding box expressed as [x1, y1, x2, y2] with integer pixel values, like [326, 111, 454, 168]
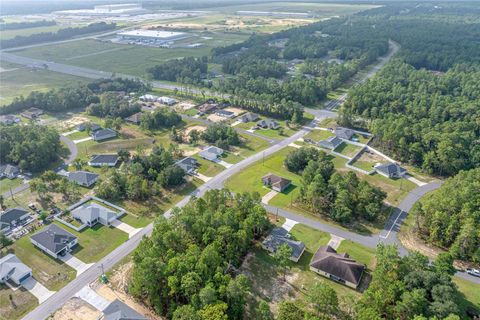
[327, 235, 344, 250]
[75, 286, 110, 311]
[22, 278, 55, 303]
[195, 172, 211, 182]
[215, 159, 233, 168]
[261, 190, 278, 204]
[110, 220, 141, 238]
[59, 253, 93, 276]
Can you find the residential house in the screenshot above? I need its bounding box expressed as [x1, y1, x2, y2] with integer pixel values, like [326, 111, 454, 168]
[67, 171, 99, 187]
[198, 146, 224, 162]
[124, 112, 143, 125]
[102, 299, 147, 320]
[30, 224, 78, 259]
[175, 157, 198, 174]
[262, 227, 306, 262]
[215, 109, 235, 119]
[374, 162, 407, 179]
[0, 207, 30, 232]
[318, 136, 343, 150]
[262, 173, 291, 192]
[72, 202, 121, 227]
[239, 112, 259, 123]
[92, 128, 117, 141]
[0, 254, 32, 285]
[257, 119, 280, 130]
[158, 96, 177, 106]
[0, 164, 20, 179]
[0, 115, 20, 125]
[309, 245, 365, 289]
[334, 127, 354, 140]
[139, 94, 159, 102]
[77, 122, 101, 132]
[88, 154, 119, 167]
[197, 103, 218, 114]
[20, 107, 43, 120]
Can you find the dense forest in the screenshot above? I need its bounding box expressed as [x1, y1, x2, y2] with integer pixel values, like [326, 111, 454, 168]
[411, 168, 480, 263]
[140, 108, 182, 131]
[0, 22, 116, 49]
[86, 92, 141, 119]
[0, 125, 62, 172]
[129, 190, 269, 319]
[148, 57, 208, 85]
[201, 123, 240, 150]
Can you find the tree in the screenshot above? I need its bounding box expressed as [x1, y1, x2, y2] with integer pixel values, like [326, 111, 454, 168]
[434, 253, 456, 276]
[0, 195, 4, 209]
[189, 129, 200, 145]
[173, 305, 200, 320]
[274, 243, 292, 281]
[277, 301, 303, 320]
[256, 300, 273, 320]
[0, 231, 12, 249]
[199, 303, 228, 320]
[307, 282, 339, 317]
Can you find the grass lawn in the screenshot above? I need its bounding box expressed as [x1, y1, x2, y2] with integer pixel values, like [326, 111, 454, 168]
[336, 240, 376, 270]
[236, 133, 270, 157]
[303, 129, 333, 142]
[0, 178, 23, 194]
[65, 130, 89, 140]
[362, 173, 416, 206]
[222, 152, 243, 164]
[56, 221, 128, 264]
[0, 285, 38, 320]
[192, 155, 225, 177]
[334, 142, 362, 158]
[352, 133, 370, 144]
[454, 277, 480, 316]
[350, 159, 376, 172]
[119, 213, 151, 229]
[183, 108, 199, 116]
[10, 235, 76, 291]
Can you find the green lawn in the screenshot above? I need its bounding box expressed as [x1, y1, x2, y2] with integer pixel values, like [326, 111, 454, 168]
[0, 285, 38, 320]
[11, 235, 76, 291]
[350, 159, 376, 172]
[236, 133, 270, 157]
[336, 240, 376, 270]
[454, 277, 480, 316]
[0, 178, 23, 194]
[65, 130, 89, 140]
[0, 25, 64, 40]
[222, 152, 243, 164]
[192, 155, 225, 177]
[119, 213, 151, 228]
[362, 173, 416, 206]
[303, 129, 333, 142]
[334, 142, 362, 158]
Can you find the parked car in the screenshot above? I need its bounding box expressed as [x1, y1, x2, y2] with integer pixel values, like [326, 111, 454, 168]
[466, 268, 480, 277]
[28, 203, 36, 210]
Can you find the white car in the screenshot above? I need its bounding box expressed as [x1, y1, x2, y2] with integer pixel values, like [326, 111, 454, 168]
[466, 268, 480, 277]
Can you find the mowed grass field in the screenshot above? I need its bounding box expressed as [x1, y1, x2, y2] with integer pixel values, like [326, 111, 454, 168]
[0, 25, 64, 40]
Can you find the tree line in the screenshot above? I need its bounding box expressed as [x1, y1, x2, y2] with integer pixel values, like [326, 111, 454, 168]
[86, 92, 141, 119]
[0, 20, 56, 30]
[140, 108, 183, 131]
[148, 57, 208, 85]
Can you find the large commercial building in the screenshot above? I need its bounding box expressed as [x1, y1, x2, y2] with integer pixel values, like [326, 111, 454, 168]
[117, 29, 188, 42]
[54, 3, 147, 16]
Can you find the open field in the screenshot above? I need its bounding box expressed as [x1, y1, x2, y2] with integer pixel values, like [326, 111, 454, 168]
[0, 178, 23, 194]
[0, 285, 38, 320]
[0, 25, 64, 41]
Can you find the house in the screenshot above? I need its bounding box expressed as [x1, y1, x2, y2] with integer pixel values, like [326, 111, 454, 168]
[139, 94, 159, 102]
[71, 202, 120, 227]
[158, 96, 177, 106]
[77, 122, 101, 132]
[262, 173, 291, 192]
[262, 227, 306, 262]
[102, 299, 147, 320]
[215, 109, 235, 118]
[88, 154, 119, 167]
[20, 107, 43, 120]
[335, 127, 354, 140]
[198, 146, 224, 161]
[309, 245, 365, 289]
[175, 157, 198, 174]
[197, 103, 218, 114]
[67, 171, 99, 187]
[318, 136, 343, 150]
[124, 112, 143, 125]
[0, 115, 20, 125]
[92, 128, 117, 141]
[0, 164, 20, 179]
[0, 254, 32, 285]
[0, 207, 30, 232]
[257, 119, 280, 130]
[374, 162, 407, 179]
[239, 112, 259, 123]
[30, 224, 78, 259]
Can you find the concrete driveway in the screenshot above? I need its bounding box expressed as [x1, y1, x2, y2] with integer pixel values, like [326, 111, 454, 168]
[22, 278, 55, 303]
[59, 253, 93, 276]
[110, 219, 141, 238]
[75, 286, 109, 311]
[261, 190, 278, 204]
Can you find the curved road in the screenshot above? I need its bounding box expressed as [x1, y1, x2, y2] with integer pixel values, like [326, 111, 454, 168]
[60, 135, 78, 164]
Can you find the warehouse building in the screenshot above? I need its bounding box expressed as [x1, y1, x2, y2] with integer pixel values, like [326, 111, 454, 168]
[117, 30, 188, 43]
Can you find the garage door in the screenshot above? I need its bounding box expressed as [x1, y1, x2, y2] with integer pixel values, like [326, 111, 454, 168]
[19, 272, 31, 283]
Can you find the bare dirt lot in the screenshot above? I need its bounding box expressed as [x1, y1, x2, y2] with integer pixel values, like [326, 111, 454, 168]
[224, 107, 245, 116]
[177, 102, 196, 111]
[207, 114, 228, 123]
[60, 116, 90, 130]
[51, 297, 101, 320]
[182, 125, 207, 139]
[356, 149, 385, 164]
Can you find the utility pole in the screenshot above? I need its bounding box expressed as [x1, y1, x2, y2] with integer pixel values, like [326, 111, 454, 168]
[276, 207, 279, 222]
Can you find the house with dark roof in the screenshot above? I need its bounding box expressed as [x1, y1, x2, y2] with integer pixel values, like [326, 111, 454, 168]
[374, 162, 407, 179]
[77, 122, 101, 132]
[20, 107, 43, 120]
[215, 109, 235, 119]
[158, 96, 177, 106]
[175, 157, 198, 174]
[0, 254, 32, 285]
[334, 127, 354, 140]
[262, 173, 291, 192]
[262, 227, 305, 262]
[197, 103, 218, 113]
[30, 224, 78, 259]
[257, 119, 280, 130]
[92, 128, 117, 141]
[198, 146, 224, 162]
[102, 299, 147, 320]
[0, 115, 20, 125]
[89, 154, 119, 167]
[318, 136, 343, 150]
[239, 112, 259, 123]
[124, 112, 143, 125]
[67, 171, 99, 187]
[310, 245, 365, 289]
[72, 202, 121, 227]
[0, 208, 30, 232]
[0, 164, 20, 179]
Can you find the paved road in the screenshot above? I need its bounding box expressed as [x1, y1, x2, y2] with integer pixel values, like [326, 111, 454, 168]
[60, 135, 78, 164]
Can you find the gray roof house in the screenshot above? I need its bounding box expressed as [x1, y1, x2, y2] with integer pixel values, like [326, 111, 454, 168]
[158, 96, 177, 106]
[318, 136, 343, 150]
[198, 146, 224, 162]
[262, 173, 291, 192]
[375, 162, 407, 179]
[239, 112, 259, 123]
[20, 107, 43, 120]
[175, 157, 198, 174]
[0, 115, 20, 125]
[124, 112, 143, 124]
[257, 119, 280, 130]
[335, 127, 354, 140]
[92, 128, 117, 141]
[30, 224, 78, 259]
[77, 122, 101, 132]
[310, 245, 365, 289]
[72, 202, 120, 227]
[215, 109, 235, 118]
[262, 227, 306, 262]
[102, 299, 147, 320]
[89, 154, 119, 167]
[0, 207, 30, 232]
[0, 164, 20, 179]
[67, 171, 99, 187]
[0, 254, 32, 285]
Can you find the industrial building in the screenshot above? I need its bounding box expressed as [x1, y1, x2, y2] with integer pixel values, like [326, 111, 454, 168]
[116, 29, 188, 46]
[54, 3, 147, 16]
